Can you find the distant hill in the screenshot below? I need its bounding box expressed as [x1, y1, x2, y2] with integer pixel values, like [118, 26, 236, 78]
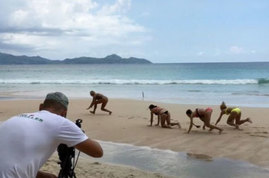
[0, 52, 152, 64]
[63, 54, 151, 64]
[0, 52, 58, 64]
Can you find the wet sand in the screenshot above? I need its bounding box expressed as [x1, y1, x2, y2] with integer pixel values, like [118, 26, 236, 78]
[1, 98, 269, 177]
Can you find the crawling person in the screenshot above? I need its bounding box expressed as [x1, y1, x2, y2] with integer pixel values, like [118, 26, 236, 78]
[148, 104, 181, 129]
[215, 102, 252, 129]
[186, 107, 223, 134]
[86, 90, 112, 115]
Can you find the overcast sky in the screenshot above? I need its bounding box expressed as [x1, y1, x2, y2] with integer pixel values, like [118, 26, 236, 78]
[0, 0, 268, 63]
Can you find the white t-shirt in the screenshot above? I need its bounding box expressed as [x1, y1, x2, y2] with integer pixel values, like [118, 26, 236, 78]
[0, 110, 88, 178]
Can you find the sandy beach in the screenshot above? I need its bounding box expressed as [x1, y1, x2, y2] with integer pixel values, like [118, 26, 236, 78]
[0, 98, 269, 177]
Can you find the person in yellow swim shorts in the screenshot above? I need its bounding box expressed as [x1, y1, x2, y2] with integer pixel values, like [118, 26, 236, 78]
[215, 102, 252, 129]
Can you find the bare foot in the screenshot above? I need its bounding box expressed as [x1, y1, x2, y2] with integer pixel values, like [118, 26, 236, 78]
[247, 118, 253, 123]
[109, 111, 112, 115]
[90, 111, 95, 114]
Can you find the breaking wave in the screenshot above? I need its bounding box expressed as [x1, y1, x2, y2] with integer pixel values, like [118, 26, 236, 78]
[1, 78, 268, 85]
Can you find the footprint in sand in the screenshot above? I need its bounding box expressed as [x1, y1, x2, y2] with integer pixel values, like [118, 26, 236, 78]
[254, 131, 268, 134]
[249, 134, 269, 138]
[92, 162, 101, 165]
[253, 126, 266, 129]
[186, 153, 213, 161]
[245, 130, 269, 138]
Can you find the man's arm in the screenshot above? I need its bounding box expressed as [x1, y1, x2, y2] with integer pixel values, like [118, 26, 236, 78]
[75, 138, 103, 158]
[86, 96, 96, 109]
[36, 171, 57, 178]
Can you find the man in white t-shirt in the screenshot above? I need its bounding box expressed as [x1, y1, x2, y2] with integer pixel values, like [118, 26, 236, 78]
[0, 92, 103, 178]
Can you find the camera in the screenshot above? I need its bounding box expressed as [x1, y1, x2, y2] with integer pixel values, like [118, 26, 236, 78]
[57, 119, 83, 178]
[75, 119, 82, 128]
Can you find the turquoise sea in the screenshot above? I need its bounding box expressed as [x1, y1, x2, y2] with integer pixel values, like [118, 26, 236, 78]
[0, 62, 269, 107]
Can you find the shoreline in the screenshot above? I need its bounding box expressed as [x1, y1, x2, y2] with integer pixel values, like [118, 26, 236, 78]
[1, 98, 269, 176]
[40, 153, 176, 178]
[0, 93, 268, 109]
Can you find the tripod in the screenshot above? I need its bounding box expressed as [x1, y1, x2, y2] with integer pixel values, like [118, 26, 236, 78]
[57, 119, 83, 178]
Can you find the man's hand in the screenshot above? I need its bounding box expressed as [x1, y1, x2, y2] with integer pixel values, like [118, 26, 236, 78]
[36, 171, 57, 178]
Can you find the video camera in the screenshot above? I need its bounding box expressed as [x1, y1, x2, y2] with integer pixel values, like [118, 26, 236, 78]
[57, 119, 83, 178]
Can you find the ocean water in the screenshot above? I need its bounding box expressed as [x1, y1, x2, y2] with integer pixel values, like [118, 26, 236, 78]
[0, 62, 269, 107]
[1, 63, 269, 177]
[85, 141, 269, 178]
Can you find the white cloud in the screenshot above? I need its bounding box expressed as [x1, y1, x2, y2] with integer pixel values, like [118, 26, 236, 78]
[0, 0, 148, 59]
[98, 0, 131, 15]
